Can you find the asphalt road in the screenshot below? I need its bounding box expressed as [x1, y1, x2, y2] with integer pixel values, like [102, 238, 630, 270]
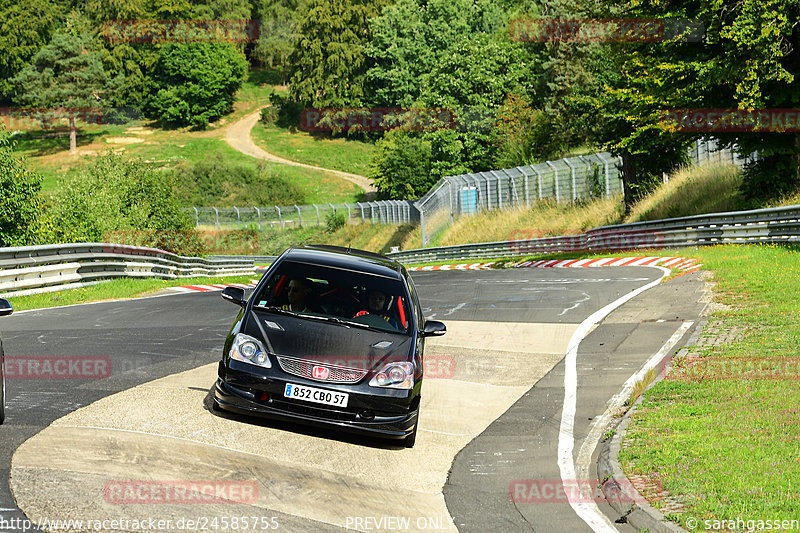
[0, 267, 706, 532]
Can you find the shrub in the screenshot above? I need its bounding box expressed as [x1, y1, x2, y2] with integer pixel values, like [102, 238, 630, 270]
[174, 153, 306, 206]
[325, 211, 346, 233]
[47, 152, 196, 253]
[0, 128, 43, 246]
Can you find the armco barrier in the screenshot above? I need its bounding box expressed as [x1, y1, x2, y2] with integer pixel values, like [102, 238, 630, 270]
[0, 243, 255, 297]
[386, 204, 800, 264]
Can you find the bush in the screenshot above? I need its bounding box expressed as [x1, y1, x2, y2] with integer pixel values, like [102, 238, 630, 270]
[325, 211, 346, 232]
[146, 43, 248, 128]
[0, 129, 43, 246]
[260, 106, 278, 126]
[46, 152, 196, 253]
[174, 153, 306, 206]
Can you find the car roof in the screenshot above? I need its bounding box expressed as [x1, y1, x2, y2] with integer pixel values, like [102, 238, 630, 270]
[283, 245, 405, 279]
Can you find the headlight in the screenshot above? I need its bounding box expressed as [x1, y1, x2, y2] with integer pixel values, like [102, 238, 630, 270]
[369, 362, 414, 390]
[229, 334, 271, 368]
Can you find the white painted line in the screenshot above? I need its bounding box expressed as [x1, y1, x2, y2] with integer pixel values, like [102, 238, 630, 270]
[574, 320, 694, 526]
[558, 266, 670, 532]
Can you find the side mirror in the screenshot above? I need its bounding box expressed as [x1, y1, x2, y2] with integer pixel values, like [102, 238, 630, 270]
[421, 320, 446, 337]
[221, 287, 246, 307]
[0, 299, 12, 317]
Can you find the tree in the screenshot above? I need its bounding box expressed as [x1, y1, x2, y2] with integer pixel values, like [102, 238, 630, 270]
[288, 0, 390, 107]
[0, 0, 66, 102]
[594, 0, 800, 207]
[13, 29, 111, 153]
[251, 0, 299, 80]
[146, 43, 247, 128]
[365, 0, 506, 107]
[0, 127, 43, 247]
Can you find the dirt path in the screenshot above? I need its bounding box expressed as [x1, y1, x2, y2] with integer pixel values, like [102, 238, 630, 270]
[224, 108, 376, 194]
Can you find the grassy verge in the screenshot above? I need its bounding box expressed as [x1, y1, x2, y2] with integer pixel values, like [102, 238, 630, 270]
[7, 274, 257, 312]
[619, 243, 800, 526]
[250, 122, 375, 176]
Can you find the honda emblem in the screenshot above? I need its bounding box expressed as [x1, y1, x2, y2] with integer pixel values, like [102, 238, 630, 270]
[312, 366, 329, 380]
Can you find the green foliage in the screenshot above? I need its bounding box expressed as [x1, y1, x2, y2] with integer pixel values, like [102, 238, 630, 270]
[45, 152, 192, 245]
[174, 152, 306, 206]
[252, 0, 298, 80]
[260, 106, 278, 126]
[0, 128, 43, 246]
[288, 0, 390, 107]
[13, 27, 113, 150]
[369, 131, 433, 200]
[0, 0, 66, 101]
[595, 0, 800, 207]
[146, 43, 247, 128]
[325, 211, 346, 232]
[365, 0, 506, 107]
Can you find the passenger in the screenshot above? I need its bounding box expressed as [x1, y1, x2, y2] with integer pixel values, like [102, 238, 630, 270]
[283, 278, 312, 312]
[354, 290, 399, 328]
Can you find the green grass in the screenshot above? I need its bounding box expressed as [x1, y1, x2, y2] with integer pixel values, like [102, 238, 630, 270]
[619, 243, 800, 527]
[7, 274, 258, 312]
[250, 122, 376, 176]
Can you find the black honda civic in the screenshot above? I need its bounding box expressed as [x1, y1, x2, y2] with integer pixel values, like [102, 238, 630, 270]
[213, 245, 446, 447]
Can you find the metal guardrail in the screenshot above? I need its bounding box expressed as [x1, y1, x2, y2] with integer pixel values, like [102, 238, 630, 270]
[0, 243, 256, 297]
[386, 205, 800, 264]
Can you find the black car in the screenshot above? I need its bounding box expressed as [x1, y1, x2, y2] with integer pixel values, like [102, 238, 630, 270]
[213, 245, 445, 447]
[0, 298, 13, 425]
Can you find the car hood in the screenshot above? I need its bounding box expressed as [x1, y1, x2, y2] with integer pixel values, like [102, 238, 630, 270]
[244, 310, 413, 371]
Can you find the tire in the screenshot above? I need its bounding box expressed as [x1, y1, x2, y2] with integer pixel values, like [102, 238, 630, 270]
[402, 410, 419, 448]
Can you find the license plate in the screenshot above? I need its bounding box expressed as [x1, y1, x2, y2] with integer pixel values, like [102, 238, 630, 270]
[284, 383, 349, 407]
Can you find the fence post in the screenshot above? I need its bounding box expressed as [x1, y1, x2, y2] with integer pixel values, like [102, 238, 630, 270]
[522, 168, 530, 208]
[213, 207, 219, 229]
[564, 158, 577, 201]
[233, 206, 240, 229]
[313, 204, 320, 226]
[346, 204, 352, 223]
[275, 206, 283, 230]
[329, 203, 336, 218]
[546, 161, 560, 203]
[295, 205, 302, 227]
[254, 207, 262, 230]
[192, 207, 199, 228]
[418, 203, 427, 247]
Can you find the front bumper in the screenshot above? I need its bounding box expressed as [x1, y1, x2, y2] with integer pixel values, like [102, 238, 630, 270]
[213, 361, 419, 439]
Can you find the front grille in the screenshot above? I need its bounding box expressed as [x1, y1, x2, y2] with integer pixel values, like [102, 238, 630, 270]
[276, 356, 368, 384]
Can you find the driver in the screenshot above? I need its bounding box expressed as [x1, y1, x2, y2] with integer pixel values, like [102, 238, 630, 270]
[283, 278, 311, 312]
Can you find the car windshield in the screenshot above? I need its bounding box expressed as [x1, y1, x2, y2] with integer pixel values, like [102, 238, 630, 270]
[252, 261, 413, 335]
